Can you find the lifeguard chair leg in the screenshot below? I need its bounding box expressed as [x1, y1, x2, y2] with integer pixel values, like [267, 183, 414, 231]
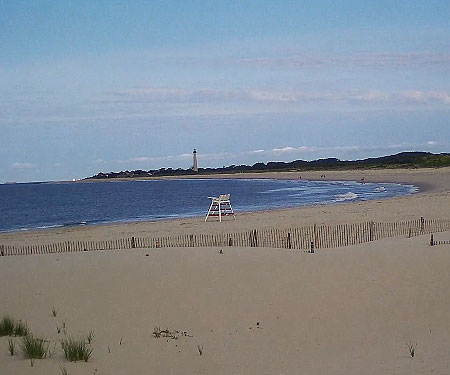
[228, 201, 236, 220]
[205, 200, 215, 222]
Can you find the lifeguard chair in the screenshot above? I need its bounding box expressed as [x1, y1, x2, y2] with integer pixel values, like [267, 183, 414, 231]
[205, 194, 236, 222]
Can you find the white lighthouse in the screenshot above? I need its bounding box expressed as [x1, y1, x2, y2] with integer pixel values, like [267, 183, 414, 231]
[192, 149, 198, 172]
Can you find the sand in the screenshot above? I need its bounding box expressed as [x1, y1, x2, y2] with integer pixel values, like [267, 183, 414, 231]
[1, 167, 449, 374]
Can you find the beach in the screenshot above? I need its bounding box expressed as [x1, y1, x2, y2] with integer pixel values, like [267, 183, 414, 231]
[1, 167, 449, 374]
[1, 167, 449, 246]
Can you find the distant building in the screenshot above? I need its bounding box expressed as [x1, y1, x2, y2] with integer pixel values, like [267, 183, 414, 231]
[193, 149, 198, 172]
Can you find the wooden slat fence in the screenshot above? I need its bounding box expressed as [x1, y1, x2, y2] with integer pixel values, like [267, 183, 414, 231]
[430, 233, 450, 246]
[1, 217, 449, 257]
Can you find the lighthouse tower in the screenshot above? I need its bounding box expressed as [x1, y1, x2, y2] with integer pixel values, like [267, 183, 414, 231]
[192, 149, 198, 172]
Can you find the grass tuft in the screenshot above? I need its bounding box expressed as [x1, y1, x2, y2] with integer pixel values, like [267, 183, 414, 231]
[59, 364, 69, 375]
[152, 326, 184, 340]
[0, 315, 15, 336]
[14, 321, 29, 337]
[8, 338, 16, 356]
[152, 326, 162, 338]
[0, 315, 29, 337]
[21, 334, 49, 360]
[52, 307, 57, 317]
[87, 330, 95, 344]
[61, 337, 93, 362]
[406, 341, 417, 358]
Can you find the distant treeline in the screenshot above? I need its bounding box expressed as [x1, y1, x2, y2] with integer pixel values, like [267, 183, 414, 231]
[86, 152, 450, 180]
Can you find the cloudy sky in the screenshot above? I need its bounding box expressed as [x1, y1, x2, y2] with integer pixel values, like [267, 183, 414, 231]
[1, 1, 449, 182]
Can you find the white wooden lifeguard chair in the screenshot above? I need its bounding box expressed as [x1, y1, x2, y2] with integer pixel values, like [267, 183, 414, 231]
[205, 194, 236, 222]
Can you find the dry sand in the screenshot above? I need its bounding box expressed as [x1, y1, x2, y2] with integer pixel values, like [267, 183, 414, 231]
[1, 167, 449, 374]
[1, 235, 450, 375]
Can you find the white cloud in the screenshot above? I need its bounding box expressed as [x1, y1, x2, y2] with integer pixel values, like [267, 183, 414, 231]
[238, 51, 450, 70]
[271, 146, 298, 153]
[130, 157, 152, 163]
[399, 91, 450, 105]
[120, 153, 195, 165]
[2, 86, 449, 126]
[107, 87, 301, 104]
[249, 90, 297, 102]
[105, 87, 450, 108]
[11, 162, 34, 169]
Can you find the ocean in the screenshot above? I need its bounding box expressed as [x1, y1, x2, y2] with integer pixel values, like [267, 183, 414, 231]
[0, 178, 418, 233]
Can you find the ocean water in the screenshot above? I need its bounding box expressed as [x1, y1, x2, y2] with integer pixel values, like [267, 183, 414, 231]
[0, 179, 418, 233]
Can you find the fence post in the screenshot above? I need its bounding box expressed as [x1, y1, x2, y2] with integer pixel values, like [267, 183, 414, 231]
[408, 227, 412, 238]
[228, 237, 233, 246]
[310, 241, 314, 254]
[287, 232, 292, 249]
[131, 237, 135, 249]
[420, 217, 424, 234]
[313, 224, 317, 249]
[253, 230, 258, 247]
[430, 234, 434, 246]
[345, 224, 349, 246]
[0, 245, 4, 256]
[369, 221, 374, 241]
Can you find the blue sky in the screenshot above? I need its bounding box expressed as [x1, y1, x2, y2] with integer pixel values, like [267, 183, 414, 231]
[1, 1, 449, 182]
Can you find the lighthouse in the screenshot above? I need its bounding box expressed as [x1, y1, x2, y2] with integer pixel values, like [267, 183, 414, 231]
[192, 149, 198, 172]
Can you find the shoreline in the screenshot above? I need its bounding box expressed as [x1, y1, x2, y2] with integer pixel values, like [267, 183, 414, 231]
[1, 167, 448, 246]
[0, 179, 418, 236]
[80, 166, 447, 194]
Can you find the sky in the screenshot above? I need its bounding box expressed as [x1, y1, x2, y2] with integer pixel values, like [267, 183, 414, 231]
[1, 0, 449, 182]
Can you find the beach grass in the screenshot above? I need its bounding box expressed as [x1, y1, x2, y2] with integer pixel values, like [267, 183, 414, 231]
[152, 326, 162, 338]
[0, 315, 15, 336]
[60, 336, 93, 362]
[13, 320, 29, 337]
[21, 334, 49, 363]
[0, 315, 29, 337]
[7, 338, 16, 356]
[87, 330, 95, 344]
[406, 341, 417, 358]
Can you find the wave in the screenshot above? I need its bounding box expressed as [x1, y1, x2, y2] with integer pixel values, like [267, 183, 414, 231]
[261, 187, 307, 193]
[333, 192, 358, 202]
[62, 221, 87, 227]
